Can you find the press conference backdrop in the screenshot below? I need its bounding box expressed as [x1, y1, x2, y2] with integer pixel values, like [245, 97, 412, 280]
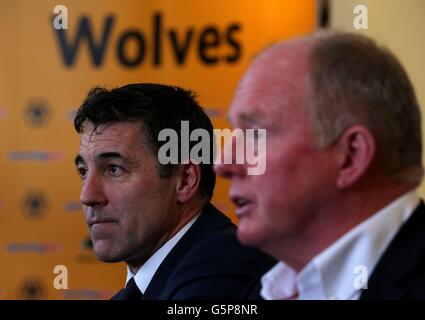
[0, 0, 317, 299]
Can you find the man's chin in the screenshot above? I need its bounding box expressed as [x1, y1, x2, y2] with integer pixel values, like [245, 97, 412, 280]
[237, 227, 259, 247]
[92, 243, 122, 263]
[95, 254, 122, 263]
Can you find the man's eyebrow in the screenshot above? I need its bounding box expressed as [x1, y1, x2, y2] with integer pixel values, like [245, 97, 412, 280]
[238, 112, 265, 126]
[75, 155, 85, 166]
[74, 152, 129, 167]
[97, 152, 136, 166]
[228, 112, 263, 127]
[239, 113, 256, 124]
[96, 152, 125, 161]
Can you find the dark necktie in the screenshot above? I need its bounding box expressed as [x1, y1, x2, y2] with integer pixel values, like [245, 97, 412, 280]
[122, 277, 143, 300]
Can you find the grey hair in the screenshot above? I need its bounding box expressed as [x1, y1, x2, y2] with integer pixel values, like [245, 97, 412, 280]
[307, 31, 423, 183]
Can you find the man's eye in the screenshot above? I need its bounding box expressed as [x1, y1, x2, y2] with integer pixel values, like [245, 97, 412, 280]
[77, 167, 87, 178]
[107, 165, 123, 176]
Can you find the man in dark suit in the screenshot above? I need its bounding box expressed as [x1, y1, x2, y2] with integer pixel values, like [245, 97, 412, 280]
[73, 83, 275, 300]
[215, 31, 425, 299]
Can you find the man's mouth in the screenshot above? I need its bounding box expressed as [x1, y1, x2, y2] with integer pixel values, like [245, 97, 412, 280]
[231, 195, 253, 217]
[87, 219, 118, 227]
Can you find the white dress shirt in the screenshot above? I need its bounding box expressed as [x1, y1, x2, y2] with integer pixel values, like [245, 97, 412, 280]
[125, 213, 200, 294]
[261, 191, 420, 300]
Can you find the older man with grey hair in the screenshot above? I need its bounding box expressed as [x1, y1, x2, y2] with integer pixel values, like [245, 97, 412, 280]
[215, 31, 425, 299]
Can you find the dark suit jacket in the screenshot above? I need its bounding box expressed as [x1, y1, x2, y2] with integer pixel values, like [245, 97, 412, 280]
[112, 203, 276, 300]
[243, 201, 425, 300]
[360, 201, 425, 299]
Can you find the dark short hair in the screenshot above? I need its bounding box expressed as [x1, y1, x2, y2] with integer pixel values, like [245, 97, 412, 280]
[74, 83, 216, 199]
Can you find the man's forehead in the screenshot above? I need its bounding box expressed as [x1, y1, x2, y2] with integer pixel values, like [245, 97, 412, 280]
[82, 121, 141, 133]
[79, 121, 144, 155]
[230, 71, 298, 125]
[229, 40, 313, 124]
[255, 35, 315, 62]
[228, 101, 272, 126]
[81, 122, 142, 141]
[246, 37, 314, 86]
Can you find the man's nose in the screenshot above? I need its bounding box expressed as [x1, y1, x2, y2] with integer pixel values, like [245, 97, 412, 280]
[214, 134, 246, 179]
[80, 173, 107, 207]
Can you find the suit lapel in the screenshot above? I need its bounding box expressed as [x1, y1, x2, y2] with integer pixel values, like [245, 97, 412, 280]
[360, 201, 425, 299]
[142, 203, 232, 299]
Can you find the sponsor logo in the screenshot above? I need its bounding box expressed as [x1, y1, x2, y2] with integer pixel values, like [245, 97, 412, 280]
[64, 201, 82, 212]
[9, 151, 64, 162]
[6, 242, 62, 254]
[17, 277, 46, 300]
[61, 289, 114, 299]
[24, 98, 52, 128]
[21, 190, 49, 220]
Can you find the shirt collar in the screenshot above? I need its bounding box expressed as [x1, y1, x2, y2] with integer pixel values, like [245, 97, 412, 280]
[260, 261, 299, 299]
[261, 191, 420, 300]
[125, 213, 200, 294]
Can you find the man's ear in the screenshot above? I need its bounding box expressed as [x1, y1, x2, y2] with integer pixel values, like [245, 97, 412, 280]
[336, 125, 376, 188]
[176, 162, 201, 203]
